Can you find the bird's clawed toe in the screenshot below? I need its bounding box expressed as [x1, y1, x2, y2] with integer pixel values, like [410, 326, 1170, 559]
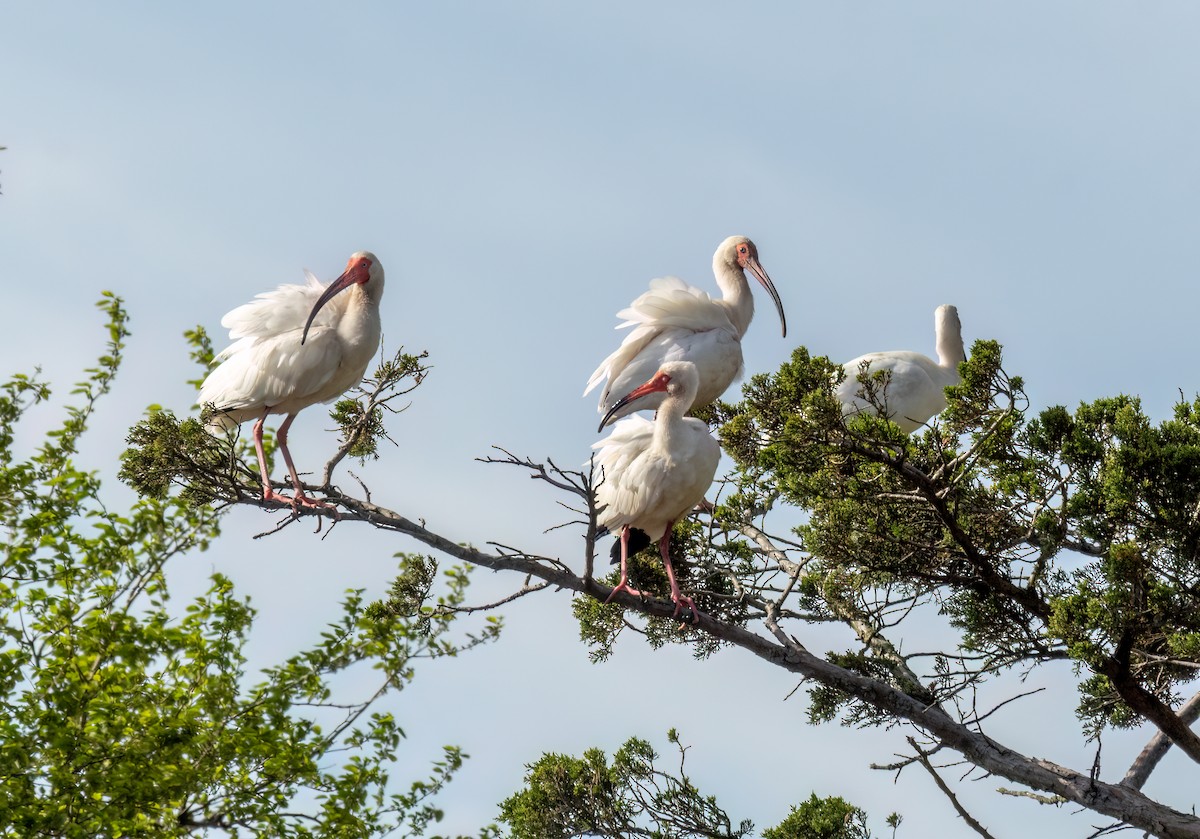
[262, 486, 338, 517]
[262, 487, 296, 506]
[672, 595, 700, 627]
[291, 493, 338, 516]
[604, 581, 645, 604]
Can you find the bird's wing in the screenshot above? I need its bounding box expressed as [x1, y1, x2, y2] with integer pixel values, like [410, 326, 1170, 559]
[618, 276, 735, 330]
[837, 353, 938, 396]
[584, 276, 737, 398]
[590, 416, 674, 533]
[600, 327, 741, 420]
[835, 353, 950, 430]
[220, 272, 337, 340]
[199, 326, 344, 414]
[591, 415, 655, 473]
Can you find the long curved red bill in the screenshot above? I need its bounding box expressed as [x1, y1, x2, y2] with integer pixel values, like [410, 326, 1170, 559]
[301, 256, 371, 345]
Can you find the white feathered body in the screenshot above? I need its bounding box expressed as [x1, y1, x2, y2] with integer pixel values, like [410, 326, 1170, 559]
[593, 412, 721, 542]
[835, 304, 965, 434]
[585, 276, 745, 420]
[199, 271, 381, 428]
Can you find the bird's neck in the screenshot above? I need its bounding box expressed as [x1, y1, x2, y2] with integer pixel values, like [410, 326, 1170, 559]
[714, 266, 754, 336]
[337, 288, 379, 352]
[653, 398, 691, 452]
[935, 310, 966, 368]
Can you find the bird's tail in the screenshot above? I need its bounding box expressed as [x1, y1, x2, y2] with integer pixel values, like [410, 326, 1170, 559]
[600, 526, 653, 565]
[200, 405, 241, 437]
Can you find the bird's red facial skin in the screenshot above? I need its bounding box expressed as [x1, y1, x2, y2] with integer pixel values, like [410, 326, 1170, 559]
[598, 371, 674, 431]
[628, 371, 672, 401]
[348, 257, 372, 284]
[736, 242, 755, 269]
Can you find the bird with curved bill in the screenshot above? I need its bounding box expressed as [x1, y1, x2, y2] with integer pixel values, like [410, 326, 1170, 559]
[586, 235, 787, 427]
[198, 251, 385, 510]
[591, 361, 721, 622]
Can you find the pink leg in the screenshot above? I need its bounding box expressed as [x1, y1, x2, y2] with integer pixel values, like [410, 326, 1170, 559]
[276, 414, 334, 511]
[252, 411, 296, 505]
[659, 522, 699, 622]
[604, 526, 645, 603]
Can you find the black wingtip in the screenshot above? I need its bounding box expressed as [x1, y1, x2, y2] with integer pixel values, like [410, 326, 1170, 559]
[609, 527, 653, 564]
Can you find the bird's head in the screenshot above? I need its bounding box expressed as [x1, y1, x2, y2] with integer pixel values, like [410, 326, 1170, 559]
[350, 251, 386, 301]
[597, 362, 700, 432]
[301, 251, 385, 345]
[715, 235, 786, 338]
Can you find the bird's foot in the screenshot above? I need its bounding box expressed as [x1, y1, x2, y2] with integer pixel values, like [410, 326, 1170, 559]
[671, 594, 701, 627]
[262, 487, 297, 506]
[604, 580, 645, 604]
[290, 492, 340, 517]
[262, 487, 338, 518]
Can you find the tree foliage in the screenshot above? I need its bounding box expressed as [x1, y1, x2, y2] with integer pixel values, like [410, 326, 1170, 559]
[760, 794, 871, 839]
[0, 296, 499, 837]
[498, 730, 753, 839]
[719, 343, 1200, 753]
[117, 297, 1200, 836]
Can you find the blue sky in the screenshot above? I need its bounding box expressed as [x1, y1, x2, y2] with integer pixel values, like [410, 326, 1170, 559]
[4, 2, 1200, 835]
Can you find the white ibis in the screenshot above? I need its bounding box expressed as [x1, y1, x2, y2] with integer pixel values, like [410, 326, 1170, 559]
[585, 236, 786, 426]
[592, 361, 721, 621]
[835, 304, 965, 434]
[198, 251, 385, 509]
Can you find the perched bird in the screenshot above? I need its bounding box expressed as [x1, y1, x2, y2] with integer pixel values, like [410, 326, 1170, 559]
[586, 236, 787, 426]
[592, 361, 721, 621]
[835, 304, 965, 434]
[198, 251, 385, 508]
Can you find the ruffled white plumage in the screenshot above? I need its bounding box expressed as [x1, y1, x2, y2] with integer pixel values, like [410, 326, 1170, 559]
[219, 272, 326, 340]
[589, 361, 721, 619]
[196, 251, 385, 508]
[585, 236, 786, 426]
[585, 277, 742, 418]
[200, 325, 345, 428]
[593, 416, 719, 541]
[591, 375, 721, 543]
[199, 260, 383, 428]
[195, 251, 385, 509]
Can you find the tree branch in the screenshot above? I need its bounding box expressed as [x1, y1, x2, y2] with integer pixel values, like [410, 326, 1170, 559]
[1122, 690, 1200, 790]
[235, 483, 1200, 839]
[906, 737, 997, 839]
[1098, 648, 1200, 766]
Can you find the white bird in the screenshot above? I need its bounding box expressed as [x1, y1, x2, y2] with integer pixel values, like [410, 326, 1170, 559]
[592, 361, 721, 621]
[585, 236, 786, 426]
[198, 251, 385, 509]
[835, 304, 965, 434]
